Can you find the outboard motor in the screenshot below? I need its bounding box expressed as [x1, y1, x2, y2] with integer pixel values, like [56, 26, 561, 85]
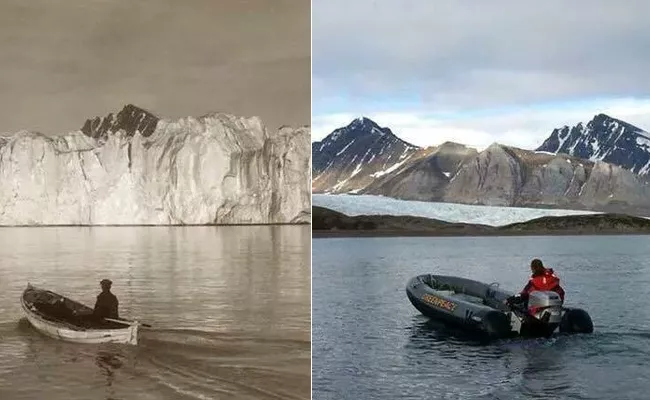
[527, 291, 563, 325]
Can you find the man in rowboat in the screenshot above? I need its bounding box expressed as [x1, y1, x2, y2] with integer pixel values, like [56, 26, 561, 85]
[93, 279, 119, 320]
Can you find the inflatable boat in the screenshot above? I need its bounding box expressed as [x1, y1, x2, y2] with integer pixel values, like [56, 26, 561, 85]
[406, 274, 593, 339]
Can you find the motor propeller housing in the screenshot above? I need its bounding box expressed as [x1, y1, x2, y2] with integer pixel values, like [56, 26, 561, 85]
[527, 291, 563, 324]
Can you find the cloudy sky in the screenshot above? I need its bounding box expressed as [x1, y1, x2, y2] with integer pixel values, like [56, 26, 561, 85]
[312, 0, 650, 150]
[0, 0, 309, 135]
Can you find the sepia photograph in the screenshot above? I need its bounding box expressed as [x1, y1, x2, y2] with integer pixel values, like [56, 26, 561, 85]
[0, 1, 311, 399]
[312, 1, 650, 399]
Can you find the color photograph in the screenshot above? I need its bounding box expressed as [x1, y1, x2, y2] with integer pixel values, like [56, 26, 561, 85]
[0, 1, 311, 399]
[312, 1, 650, 399]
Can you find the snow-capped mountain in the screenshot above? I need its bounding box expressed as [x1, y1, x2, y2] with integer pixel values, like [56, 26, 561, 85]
[312, 117, 420, 193]
[313, 117, 650, 215]
[0, 105, 311, 225]
[537, 113, 650, 175]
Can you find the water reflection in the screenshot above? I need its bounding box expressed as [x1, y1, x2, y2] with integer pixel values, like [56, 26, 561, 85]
[406, 316, 490, 346]
[95, 350, 124, 400]
[96, 350, 123, 381]
[404, 316, 576, 399]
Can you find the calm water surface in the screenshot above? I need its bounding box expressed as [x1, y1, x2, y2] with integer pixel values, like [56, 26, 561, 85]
[313, 235, 650, 400]
[0, 225, 311, 400]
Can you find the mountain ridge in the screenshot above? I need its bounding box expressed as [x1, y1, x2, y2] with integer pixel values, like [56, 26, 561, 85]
[312, 116, 420, 193]
[537, 113, 650, 175]
[81, 104, 160, 139]
[312, 115, 650, 215]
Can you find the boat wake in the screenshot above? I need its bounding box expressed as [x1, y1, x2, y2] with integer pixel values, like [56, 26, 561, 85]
[399, 317, 650, 400]
[135, 328, 310, 400]
[2, 320, 310, 400]
[406, 315, 650, 350]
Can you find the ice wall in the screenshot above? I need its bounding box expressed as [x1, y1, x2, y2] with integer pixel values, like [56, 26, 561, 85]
[0, 108, 311, 225]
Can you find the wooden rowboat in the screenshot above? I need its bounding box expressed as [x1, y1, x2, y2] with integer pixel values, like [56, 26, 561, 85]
[20, 283, 139, 345]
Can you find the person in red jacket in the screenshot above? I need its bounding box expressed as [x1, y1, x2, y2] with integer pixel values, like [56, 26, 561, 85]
[520, 259, 565, 301]
[507, 259, 565, 309]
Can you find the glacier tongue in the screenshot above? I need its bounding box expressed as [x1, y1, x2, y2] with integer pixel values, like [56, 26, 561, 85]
[0, 111, 311, 225]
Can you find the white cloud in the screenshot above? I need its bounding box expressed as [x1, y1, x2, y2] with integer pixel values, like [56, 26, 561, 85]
[312, 0, 650, 128]
[312, 98, 650, 151]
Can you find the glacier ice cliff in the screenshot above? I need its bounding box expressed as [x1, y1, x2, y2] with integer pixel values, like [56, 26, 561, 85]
[0, 105, 311, 225]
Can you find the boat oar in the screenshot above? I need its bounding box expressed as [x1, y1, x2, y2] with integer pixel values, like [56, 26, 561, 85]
[104, 317, 152, 328]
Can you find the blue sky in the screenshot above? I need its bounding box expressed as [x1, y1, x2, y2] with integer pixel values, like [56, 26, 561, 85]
[312, 0, 650, 150]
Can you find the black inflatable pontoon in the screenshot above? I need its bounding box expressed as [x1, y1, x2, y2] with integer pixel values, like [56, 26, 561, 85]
[406, 274, 593, 339]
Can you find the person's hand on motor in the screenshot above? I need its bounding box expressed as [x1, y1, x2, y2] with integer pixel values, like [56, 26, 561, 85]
[505, 294, 522, 305]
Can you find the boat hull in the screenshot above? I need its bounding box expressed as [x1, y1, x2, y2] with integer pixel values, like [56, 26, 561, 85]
[406, 274, 593, 339]
[406, 274, 514, 339]
[21, 284, 139, 345]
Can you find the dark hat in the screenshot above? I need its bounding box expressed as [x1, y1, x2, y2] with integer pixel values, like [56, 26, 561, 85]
[100, 279, 112, 286]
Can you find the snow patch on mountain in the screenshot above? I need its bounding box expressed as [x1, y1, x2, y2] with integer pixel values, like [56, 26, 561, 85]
[371, 159, 409, 178]
[336, 139, 355, 156]
[636, 136, 650, 148]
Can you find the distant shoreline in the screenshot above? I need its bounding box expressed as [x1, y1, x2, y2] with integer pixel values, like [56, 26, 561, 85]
[313, 229, 650, 238]
[312, 206, 650, 238]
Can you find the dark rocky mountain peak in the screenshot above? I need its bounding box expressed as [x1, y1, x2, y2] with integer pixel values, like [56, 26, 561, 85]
[311, 117, 421, 191]
[81, 104, 159, 139]
[328, 116, 396, 142]
[312, 117, 418, 175]
[536, 113, 650, 175]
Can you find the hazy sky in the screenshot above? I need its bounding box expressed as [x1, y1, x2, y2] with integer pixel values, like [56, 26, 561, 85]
[312, 0, 650, 150]
[0, 0, 310, 135]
